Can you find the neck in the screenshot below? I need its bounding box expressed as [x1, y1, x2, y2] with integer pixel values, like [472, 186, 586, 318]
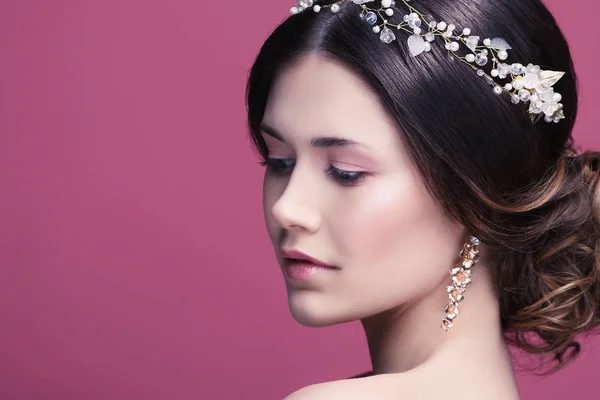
[360, 258, 509, 374]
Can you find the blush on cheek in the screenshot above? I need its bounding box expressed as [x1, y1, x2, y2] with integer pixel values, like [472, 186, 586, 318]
[342, 177, 435, 263]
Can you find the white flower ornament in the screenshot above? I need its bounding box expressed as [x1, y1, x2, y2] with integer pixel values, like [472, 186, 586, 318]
[289, 0, 566, 123]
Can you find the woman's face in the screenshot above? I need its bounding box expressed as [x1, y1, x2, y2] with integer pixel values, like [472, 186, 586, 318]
[261, 54, 465, 326]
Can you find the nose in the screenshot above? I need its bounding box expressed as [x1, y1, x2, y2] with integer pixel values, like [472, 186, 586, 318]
[270, 166, 321, 233]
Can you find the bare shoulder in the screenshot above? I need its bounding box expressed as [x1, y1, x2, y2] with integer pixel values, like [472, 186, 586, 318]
[283, 374, 413, 400]
[283, 378, 375, 400]
[283, 368, 520, 400]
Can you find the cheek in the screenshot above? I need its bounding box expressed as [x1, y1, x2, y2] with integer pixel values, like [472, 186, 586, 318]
[310, 173, 446, 320]
[332, 172, 448, 298]
[341, 175, 433, 260]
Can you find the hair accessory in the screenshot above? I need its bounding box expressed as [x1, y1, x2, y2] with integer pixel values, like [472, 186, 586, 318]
[289, 0, 566, 124]
[441, 236, 481, 332]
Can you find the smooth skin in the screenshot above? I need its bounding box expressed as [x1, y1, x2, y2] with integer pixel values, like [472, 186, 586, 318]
[260, 54, 520, 400]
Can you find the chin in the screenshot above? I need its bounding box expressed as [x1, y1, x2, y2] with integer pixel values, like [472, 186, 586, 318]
[287, 290, 353, 327]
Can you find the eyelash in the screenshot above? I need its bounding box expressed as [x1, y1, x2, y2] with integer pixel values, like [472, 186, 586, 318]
[259, 158, 366, 186]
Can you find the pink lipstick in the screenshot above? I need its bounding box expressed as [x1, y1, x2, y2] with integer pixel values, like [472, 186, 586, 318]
[279, 248, 337, 281]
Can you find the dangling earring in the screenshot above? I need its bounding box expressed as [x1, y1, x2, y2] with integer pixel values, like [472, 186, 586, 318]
[441, 236, 481, 332]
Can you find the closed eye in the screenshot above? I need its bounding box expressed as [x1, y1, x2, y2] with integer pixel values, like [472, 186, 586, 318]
[259, 158, 367, 186]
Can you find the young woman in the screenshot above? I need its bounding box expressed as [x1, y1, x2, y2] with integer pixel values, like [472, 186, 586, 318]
[245, 0, 600, 398]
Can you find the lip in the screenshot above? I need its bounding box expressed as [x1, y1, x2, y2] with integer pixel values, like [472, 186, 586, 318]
[279, 248, 335, 268]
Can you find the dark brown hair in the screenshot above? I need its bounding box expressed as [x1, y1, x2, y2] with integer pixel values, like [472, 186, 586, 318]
[245, 0, 600, 372]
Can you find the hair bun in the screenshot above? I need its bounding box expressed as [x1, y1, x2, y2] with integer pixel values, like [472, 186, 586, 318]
[492, 147, 600, 372]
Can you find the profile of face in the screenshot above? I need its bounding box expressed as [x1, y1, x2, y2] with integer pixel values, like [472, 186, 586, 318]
[261, 54, 467, 327]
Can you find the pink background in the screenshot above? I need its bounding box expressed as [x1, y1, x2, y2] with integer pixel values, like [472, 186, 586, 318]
[0, 0, 599, 399]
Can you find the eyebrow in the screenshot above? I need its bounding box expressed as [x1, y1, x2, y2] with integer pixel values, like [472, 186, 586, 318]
[259, 123, 368, 149]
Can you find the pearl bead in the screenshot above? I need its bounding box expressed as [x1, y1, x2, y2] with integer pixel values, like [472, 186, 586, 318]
[373, 26, 381, 33]
[518, 89, 531, 101]
[313, 5, 321, 12]
[491, 69, 499, 77]
[483, 38, 491, 46]
[437, 21, 447, 30]
[493, 86, 503, 95]
[462, 28, 471, 35]
[413, 27, 421, 34]
[385, 8, 394, 16]
[290, 6, 299, 14]
[498, 50, 508, 60]
[465, 54, 475, 63]
[513, 77, 524, 90]
[382, 0, 393, 7]
[505, 83, 513, 90]
[331, 4, 340, 12]
[553, 93, 562, 102]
